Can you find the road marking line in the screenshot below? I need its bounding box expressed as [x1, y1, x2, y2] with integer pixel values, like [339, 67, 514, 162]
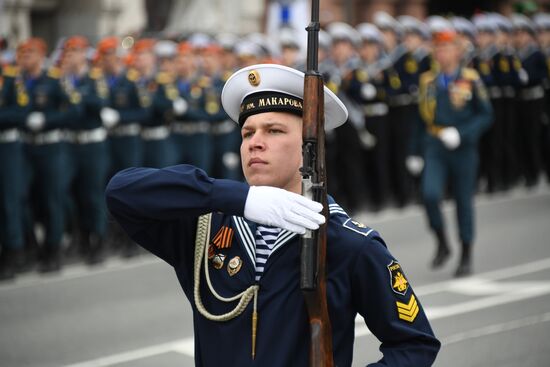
[413, 256, 550, 296]
[64, 279, 550, 365]
[357, 185, 549, 225]
[355, 278, 550, 333]
[0, 256, 162, 292]
[63, 337, 194, 367]
[425, 282, 550, 320]
[62, 256, 550, 366]
[440, 311, 550, 346]
[2, 188, 548, 292]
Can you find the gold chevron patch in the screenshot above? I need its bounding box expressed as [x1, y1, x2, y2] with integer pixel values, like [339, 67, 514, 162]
[212, 226, 234, 249]
[396, 294, 419, 323]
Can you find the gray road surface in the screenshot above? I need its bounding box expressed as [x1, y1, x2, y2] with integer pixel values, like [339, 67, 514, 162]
[1, 185, 549, 367]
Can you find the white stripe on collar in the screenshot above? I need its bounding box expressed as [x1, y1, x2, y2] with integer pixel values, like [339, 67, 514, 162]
[232, 202, 348, 264]
[232, 216, 256, 266]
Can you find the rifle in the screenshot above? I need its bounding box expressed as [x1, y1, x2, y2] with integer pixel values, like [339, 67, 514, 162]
[300, 0, 334, 366]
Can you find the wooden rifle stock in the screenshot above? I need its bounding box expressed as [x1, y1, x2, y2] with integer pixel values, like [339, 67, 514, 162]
[300, 0, 334, 366]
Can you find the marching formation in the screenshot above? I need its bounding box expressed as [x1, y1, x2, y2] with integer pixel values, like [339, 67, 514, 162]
[1, 11, 549, 280]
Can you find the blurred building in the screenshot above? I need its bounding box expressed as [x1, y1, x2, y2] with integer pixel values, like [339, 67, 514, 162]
[1, 0, 550, 50]
[164, 0, 264, 35]
[0, 0, 146, 50]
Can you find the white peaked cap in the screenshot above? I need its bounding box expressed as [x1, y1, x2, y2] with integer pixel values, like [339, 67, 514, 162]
[154, 40, 177, 58]
[326, 22, 361, 46]
[426, 15, 454, 34]
[356, 23, 383, 44]
[221, 63, 348, 130]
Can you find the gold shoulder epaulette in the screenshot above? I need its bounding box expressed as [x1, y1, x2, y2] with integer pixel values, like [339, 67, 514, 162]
[355, 69, 368, 83]
[2, 65, 18, 77]
[156, 71, 172, 84]
[47, 67, 61, 79]
[126, 68, 139, 82]
[89, 67, 103, 80]
[222, 70, 232, 82]
[198, 76, 211, 88]
[419, 70, 436, 85]
[461, 68, 480, 81]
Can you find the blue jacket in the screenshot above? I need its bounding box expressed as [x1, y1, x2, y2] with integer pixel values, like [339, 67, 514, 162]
[61, 67, 109, 130]
[106, 69, 151, 125]
[1, 67, 82, 132]
[105, 165, 440, 367]
[410, 67, 494, 156]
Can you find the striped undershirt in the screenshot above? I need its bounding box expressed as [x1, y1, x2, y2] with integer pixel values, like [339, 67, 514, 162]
[254, 225, 281, 282]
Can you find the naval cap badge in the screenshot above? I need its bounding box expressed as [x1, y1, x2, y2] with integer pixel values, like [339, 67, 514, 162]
[248, 70, 260, 87]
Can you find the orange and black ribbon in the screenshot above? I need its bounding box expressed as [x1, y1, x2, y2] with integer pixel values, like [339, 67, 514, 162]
[212, 226, 234, 249]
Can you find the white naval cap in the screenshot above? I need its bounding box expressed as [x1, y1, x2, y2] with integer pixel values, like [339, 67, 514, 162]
[221, 63, 348, 130]
[326, 22, 361, 46]
[533, 13, 550, 31]
[472, 14, 497, 33]
[154, 40, 177, 58]
[488, 13, 514, 33]
[511, 13, 536, 34]
[318, 30, 332, 50]
[426, 15, 454, 34]
[216, 33, 239, 51]
[373, 11, 402, 34]
[245, 32, 276, 57]
[234, 40, 263, 58]
[356, 23, 383, 44]
[188, 33, 213, 49]
[278, 27, 301, 49]
[451, 16, 477, 38]
[398, 15, 431, 39]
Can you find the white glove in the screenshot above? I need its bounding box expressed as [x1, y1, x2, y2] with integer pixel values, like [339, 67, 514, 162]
[172, 97, 188, 116]
[361, 83, 377, 100]
[358, 128, 377, 149]
[244, 186, 325, 235]
[406, 156, 424, 176]
[100, 107, 120, 128]
[26, 112, 45, 131]
[518, 68, 529, 85]
[439, 127, 461, 150]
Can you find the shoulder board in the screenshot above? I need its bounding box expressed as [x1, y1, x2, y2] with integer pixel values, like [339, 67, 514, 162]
[198, 76, 211, 88]
[355, 69, 369, 83]
[47, 67, 61, 79]
[126, 68, 139, 82]
[326, 80, 339, 94]
[222, 70, 232, 82]
[89, 67, 103, 80]
[461, 68, 480, 81]
[342, 218, 375, 238]
[156, 71, 172, 84]
[2, 65, 18, 77]
[328, 203, 349, 218]
[419, 70, 436, 84]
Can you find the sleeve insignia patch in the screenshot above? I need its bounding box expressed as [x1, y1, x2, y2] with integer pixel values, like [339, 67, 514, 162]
[388, 260, 409, 295]
[343, 218, 374, 237]
[47, 67, 61, 79]
[70, 91, 82, 104]
[499, 57, 510, 73]
[461, 68, 480, 81]
[389, 73, 402, 90]
[405, 58, 418, 74]
[396, 294, 419, 323]
[212, 226, 234, 249]
[126, 68, 139, 82]
[356, 69, 368, 82]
